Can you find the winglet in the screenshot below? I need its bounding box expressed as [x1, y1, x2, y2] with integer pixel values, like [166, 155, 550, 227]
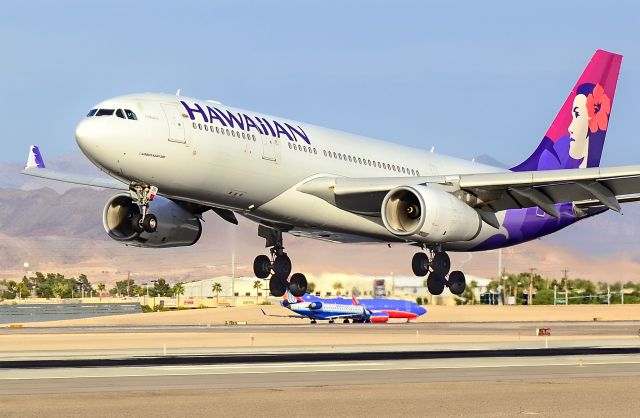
[26, 145, 45, 169]
[260, 308, 267, 316]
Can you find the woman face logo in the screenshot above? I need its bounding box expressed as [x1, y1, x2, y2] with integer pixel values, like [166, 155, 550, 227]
[568, 94, 590, 161]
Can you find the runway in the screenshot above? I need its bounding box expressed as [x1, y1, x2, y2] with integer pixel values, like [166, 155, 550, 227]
[0, 321, 639, 416]
[0, 353, 639, 417]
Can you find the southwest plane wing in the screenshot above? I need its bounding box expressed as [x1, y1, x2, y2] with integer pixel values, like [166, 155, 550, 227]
[260, 308, 367, 321]
[297, 166, 640, 228]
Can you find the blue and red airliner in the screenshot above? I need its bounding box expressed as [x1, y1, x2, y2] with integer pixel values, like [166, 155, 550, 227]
[261, 292, 426, 324]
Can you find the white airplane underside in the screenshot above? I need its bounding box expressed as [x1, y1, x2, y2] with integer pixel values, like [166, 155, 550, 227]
[21, 50, 640, 298]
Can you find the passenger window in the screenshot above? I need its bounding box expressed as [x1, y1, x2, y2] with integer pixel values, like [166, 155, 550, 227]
[288, 143, 292, 149]
[338, 154, 342, 160]
[323, 150, 327, 157]
[242, 132, 246, 139]
[124, 109, 137, 120]
[231, 131, 235, 137]
[358, 158, 362, 164]
[313, 148, 317, 154]
[303, 146, 307, 152]
[95, 109, 114, 116]
[293, 144, 298, 150]
[198, 123, 202, 130]
[87, 109, 97, 117]
[204, 125, 208, 131]
[333, 152, 337, 159]
[215, 127, 219, 133]
[368, 160, 372, 166]
[226, 129, 230, 135]
[348, 155, 352, 162]
[193, 122, 197, 129]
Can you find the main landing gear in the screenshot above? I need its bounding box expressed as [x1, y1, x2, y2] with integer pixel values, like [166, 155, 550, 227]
[253, 226, 308, 298]
[411, 250, 467, 296]
[130, 184, 158, 234]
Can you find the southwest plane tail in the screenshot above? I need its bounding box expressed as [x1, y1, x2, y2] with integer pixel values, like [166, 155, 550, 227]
[512, 50, 622, 172]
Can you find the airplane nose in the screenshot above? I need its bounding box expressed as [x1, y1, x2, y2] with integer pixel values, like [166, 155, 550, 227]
[417, 306, 427, 316]
[75, 119, 93, 153]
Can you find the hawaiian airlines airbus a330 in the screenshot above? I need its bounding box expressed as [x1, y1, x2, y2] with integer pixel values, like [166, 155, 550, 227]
[22, 50, 640, 298]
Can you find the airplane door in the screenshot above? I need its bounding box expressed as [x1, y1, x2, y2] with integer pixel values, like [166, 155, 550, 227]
[161, 104, 186, 144]
[261, 134, 277, 161]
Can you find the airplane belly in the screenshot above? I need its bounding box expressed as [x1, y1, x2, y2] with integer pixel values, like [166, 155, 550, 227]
[251, 186, 404, 244]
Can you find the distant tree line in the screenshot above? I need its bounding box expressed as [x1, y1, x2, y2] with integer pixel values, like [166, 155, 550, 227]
[0, 273, 183, 300]
[454, 272, 640, 305]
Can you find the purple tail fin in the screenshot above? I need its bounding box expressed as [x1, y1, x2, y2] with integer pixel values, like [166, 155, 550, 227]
[511, 50, 622, 172]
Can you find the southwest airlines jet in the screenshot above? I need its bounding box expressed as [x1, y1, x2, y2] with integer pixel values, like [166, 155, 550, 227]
[22, 50, 640, 298]
[261, 292, 425, 323]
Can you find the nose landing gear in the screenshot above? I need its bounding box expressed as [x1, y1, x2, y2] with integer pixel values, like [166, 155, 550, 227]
[130, 184, 158, 233]
[254, 226, 308, 298]
[412, 249, 466, 296]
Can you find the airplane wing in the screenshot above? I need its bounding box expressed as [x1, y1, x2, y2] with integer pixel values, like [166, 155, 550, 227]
[297, 165, 640, 227]
[20, 145, 128, 190]
[259, 308, 307, 319]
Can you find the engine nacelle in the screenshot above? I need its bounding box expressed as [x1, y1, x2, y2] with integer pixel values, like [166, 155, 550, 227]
[381, 185, 481, 243]
[103, 194, 202, 248]
[308, 301, 323, 310]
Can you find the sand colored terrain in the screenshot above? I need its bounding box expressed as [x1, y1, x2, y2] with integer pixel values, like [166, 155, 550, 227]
[0, 305, 637, 356]
[16, 303, 640, 327]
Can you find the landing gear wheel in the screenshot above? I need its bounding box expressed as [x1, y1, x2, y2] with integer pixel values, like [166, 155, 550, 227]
[448, 271, 466, 296]
[427, 271, 446, 295]
[269, 274, 288, 297]
[311, 319, 317, 324]
[142, 214, 157, 233]
[411, 252, 430, 277]
[273, 254, 292, 278]
[131, 214, 144, 234]
[253, 255, 271, 279]
[432, 252, 451, 276]
[343, 319, 350, 324]
[289, 273, 307, 297]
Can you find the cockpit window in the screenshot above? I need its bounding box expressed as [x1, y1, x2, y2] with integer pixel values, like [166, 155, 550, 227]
[87, 109, 97, 117]
[95, 109, 115, 116]
[115, 109, 125, 119]
[125, 109, 137, 120]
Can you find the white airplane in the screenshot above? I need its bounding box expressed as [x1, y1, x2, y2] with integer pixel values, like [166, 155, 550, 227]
[22, 50, 640, 298]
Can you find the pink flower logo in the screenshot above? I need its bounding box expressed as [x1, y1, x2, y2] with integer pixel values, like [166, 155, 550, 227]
[586, 84, 611, 133]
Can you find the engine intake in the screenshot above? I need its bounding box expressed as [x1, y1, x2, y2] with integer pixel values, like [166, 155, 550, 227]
[103, 194, 202, 248]
[381, 185, 481, 243]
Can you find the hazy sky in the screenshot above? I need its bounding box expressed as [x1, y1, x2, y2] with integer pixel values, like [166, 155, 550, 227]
[1, 1, 639, 167]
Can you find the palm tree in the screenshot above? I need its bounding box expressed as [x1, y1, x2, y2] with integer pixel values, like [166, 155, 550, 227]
[97, 283, 106, 301]
[253, 280, 263, 304]
[332, 281, 344, 296]
[16, 282, 29, 300]
[212, 282, 223, 306]
[173, 282, 185, 308]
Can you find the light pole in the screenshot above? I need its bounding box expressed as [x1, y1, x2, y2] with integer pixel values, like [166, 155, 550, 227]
[150, 279, 158, 309]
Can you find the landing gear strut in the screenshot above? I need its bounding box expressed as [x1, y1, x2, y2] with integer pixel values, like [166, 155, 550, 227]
[412, 249, 466, 296]
[254, 226, 308, 298]
[130, 184, 158, 233]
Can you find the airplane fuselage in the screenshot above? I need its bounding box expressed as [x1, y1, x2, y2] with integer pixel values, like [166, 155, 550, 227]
[74, 93, 585, 251]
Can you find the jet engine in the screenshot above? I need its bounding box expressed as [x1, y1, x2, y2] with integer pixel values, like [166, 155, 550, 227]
[103, 194, 202, 248]
[308, 302, 323, 310]
[381, 185, 481, 243]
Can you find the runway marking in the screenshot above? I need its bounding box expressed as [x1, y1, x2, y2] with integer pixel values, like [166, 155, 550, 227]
[2, 358, 640, 381]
